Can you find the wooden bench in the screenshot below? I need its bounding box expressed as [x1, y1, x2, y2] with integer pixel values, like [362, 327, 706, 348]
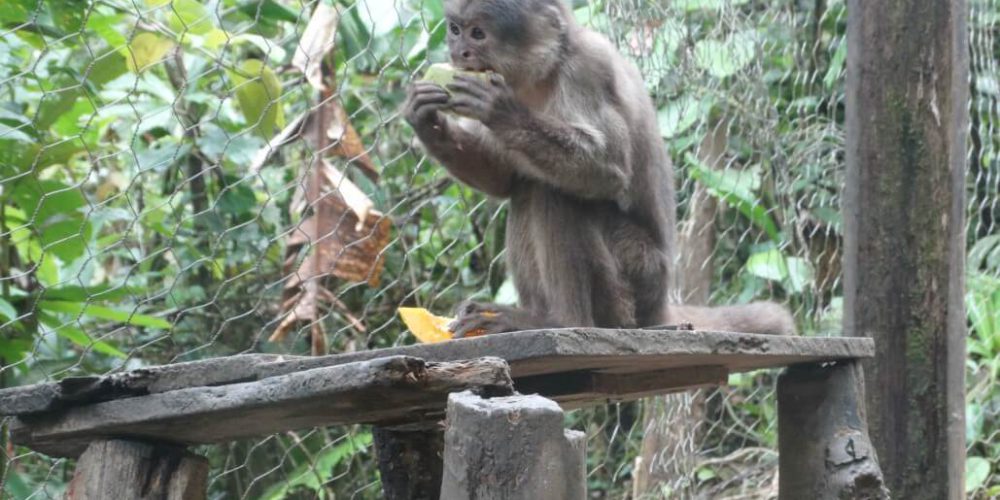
[0, 329, 888, 499]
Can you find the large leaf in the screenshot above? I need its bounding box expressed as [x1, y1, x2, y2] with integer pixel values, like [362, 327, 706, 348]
[228, 59, 285, 138]
[9, 179, 92, 261]
[965, 456, 990, 493]
[37, 312, 128, 359]
[40, 300, 172, 329]
[694, 30, 757, 79]
[686, 154, 779, 240]
[744, 248, 814, 294]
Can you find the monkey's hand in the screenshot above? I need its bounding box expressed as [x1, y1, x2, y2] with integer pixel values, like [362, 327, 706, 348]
[403, 82, 451, 144]
[450, 301, 522, 338]
[447, 74, 523, 128]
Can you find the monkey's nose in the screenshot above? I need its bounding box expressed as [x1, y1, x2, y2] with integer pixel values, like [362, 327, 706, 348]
[461, 50, 471, 59]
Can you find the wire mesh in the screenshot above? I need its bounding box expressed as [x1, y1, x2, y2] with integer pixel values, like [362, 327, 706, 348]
[0, 0, 995, 498]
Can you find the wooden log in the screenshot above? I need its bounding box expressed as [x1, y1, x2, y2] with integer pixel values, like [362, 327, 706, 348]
[845, 0, 968, 496]
[373, 426, 444, 500]
[66, 439, 207, 500]
[440, 391, 586, 500]
[12, 356, 512, 458]
[777, 361, 889, 499]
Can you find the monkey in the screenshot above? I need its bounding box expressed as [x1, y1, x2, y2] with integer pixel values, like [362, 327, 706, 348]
[402, 0, 796, 338]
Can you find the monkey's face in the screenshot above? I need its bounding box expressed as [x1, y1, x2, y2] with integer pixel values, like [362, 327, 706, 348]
[443, 0, 529, 77]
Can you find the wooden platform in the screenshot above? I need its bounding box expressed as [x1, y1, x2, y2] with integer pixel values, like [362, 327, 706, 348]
[0, 329, 873, 458]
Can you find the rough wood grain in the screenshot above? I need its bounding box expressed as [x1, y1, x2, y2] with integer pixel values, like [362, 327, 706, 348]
[11, 356, 512, 458]
[440, 391, 586, 500]
[0, 330, 874, 417]
[778, 361, 889, 499]
[66, 439, 208, 500]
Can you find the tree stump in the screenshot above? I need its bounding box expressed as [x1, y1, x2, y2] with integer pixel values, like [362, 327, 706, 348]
[777, 361, 889, 499]
[440, 391, 586, 499]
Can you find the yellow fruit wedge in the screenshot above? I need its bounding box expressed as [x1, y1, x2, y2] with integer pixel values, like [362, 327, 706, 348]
[398, 307, 454, 343]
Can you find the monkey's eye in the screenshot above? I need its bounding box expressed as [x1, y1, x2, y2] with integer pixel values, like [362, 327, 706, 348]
[449, 23, 460, 36]
[470, 27, 486, 40]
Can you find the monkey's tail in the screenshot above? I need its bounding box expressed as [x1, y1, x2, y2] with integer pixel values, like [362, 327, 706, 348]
[666, 301, 796, 335]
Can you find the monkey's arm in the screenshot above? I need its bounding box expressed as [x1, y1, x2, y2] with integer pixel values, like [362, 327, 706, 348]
[423, 119, 516, 198]
[448, 76, 631, 201]
[404, 82, 515, 198]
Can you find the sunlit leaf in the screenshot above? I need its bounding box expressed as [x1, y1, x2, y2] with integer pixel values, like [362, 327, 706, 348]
[228, 59, 285, 138]
[124, 32, 175, 72]
[694, 30, 757, 79]
[966, 456, 990, 493]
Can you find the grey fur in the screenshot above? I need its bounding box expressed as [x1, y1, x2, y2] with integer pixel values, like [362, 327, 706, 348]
[403, 0, 795, 336]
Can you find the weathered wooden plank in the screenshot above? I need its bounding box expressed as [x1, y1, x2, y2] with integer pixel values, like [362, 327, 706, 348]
[0, 354, 288, 415]
[0, 330, 874, 417]
[66, 439, 208, 500]
[11, 356, 512, 458]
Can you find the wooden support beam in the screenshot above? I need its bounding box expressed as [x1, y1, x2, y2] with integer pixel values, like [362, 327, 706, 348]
[845, 0, 968, 496]
[440, 391, 586, 499]
[777, 361, 888, 499]
[66, 439, 207, 500]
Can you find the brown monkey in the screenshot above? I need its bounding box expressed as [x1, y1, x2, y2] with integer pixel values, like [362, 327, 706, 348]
[403, 0, 796, 337]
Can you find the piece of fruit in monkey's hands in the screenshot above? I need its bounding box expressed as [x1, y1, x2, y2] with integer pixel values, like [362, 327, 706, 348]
[420, 63, 500, 90]
[397, 307, 495, 343]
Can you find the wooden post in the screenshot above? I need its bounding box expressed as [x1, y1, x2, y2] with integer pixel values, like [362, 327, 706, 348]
[777, 361, 888, 499]
[844, 0, 967, 497]
[66, 439, 208, 500]
[440, 391, 586, 499]
[373, 426, 444, 500]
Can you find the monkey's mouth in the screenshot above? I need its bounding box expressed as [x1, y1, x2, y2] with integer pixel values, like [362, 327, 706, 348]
[453, 62, 495, 73]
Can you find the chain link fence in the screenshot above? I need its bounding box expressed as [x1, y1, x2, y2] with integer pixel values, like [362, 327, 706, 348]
[0, 0, 996, 498]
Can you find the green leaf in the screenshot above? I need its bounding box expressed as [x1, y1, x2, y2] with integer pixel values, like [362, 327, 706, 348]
[657, 95, 709, 139]
[237, 0, 300, 24]
[42, 284, 137, 302]
[0, 297, 18, 322]
[10, 179, 92, 261]
[824, 41, 847, 89]
[686, 155, 779, 240]
[124, 32, 175, 72]
[47, 0, 85, 32]
[39, 300, 172, 329]
[965, 456, 990, 493]
[694, 30, 757, 79]
[745, 248, 786, 282]
[48, 322, 128, 359]
[744, 249, 814, 293]
[228, 59, 285, 138]
[0, 0, 36, 25]
[0, 120, 35, 142]
[165, 0, 217, 35]
[0, 137, 83, 178]
[260, 433, 373, 500]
